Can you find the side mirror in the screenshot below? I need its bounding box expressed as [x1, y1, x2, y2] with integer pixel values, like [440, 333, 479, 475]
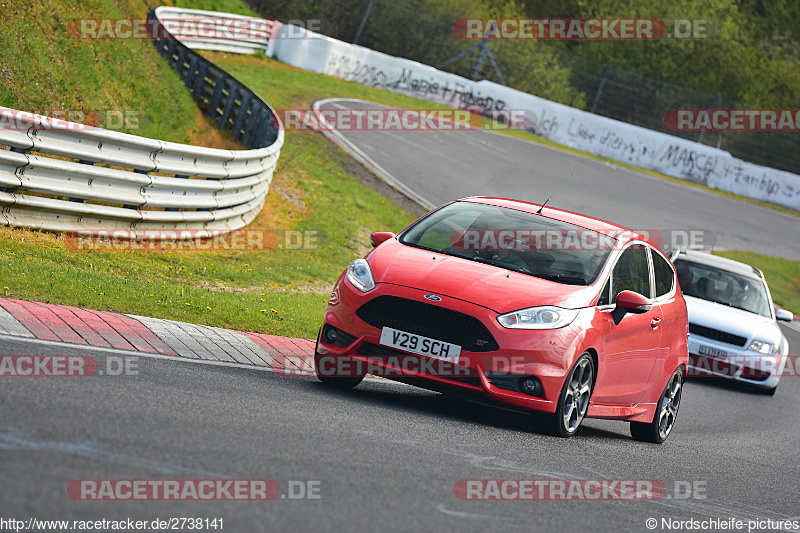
[370, 231, 395, 248]
[611, 290, 652, 325]
[776, 308, 793, 322]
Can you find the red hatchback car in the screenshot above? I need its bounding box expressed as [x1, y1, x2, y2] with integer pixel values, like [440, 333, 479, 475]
[315, 197, 689, 443]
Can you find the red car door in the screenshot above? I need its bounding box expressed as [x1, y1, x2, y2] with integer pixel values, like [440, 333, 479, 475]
[592, 244, 661, 406]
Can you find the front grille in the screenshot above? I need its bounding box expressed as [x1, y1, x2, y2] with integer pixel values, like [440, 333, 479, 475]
[357, 342, 482, 386]
[689, 323, 748, 347]
[355, 295, 499, 352]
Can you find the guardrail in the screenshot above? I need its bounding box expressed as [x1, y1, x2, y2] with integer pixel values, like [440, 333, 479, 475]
[0, 7, 284, 237]
[154, 7, 275, 56]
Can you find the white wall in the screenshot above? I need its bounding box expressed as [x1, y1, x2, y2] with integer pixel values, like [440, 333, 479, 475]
[271, 24, 800, 210]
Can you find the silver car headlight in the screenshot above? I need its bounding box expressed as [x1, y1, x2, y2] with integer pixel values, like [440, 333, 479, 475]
[748, 339, 774, 355]
[346, 258, 375, 292]
[497, 306, 579, 329]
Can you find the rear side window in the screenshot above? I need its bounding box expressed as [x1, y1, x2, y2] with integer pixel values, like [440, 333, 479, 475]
[651, 250, 674, 298]
[612, 244, 651, 302]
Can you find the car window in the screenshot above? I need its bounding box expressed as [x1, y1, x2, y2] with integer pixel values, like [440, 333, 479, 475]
[651, 249, 674, 298]
[414, 209, 482, 250]
[400, 201, 616, 285]
[611, 244, 651, 302]
[673, 258, 771, 317]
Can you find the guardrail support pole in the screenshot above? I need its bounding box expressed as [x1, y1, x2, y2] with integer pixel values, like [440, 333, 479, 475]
[208, 75, 227, 120]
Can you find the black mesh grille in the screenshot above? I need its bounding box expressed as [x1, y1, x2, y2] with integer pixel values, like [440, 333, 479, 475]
[356, 296, 499, 352]
[689, 323, 747, 347]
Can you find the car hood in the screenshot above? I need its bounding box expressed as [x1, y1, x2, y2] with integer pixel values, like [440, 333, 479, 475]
[367, 239, 599, 313]
[685, 295, 781, 344]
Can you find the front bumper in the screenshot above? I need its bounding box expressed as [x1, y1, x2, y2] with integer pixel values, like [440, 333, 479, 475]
[317, 277, 587, 414]
[687, 334, 783, 390]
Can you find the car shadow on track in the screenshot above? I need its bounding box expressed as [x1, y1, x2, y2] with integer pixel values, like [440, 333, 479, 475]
[687, 376, 777, 395]
[306, 380, 634, 442]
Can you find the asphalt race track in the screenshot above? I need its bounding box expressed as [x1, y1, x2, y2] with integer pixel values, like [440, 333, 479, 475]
[1, 327, 799, 531]
[316, 99, 800, 261]
[2, 99, 800, 532]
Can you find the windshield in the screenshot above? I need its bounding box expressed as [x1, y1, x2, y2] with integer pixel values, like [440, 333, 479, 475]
[399, 201, 614, 285]
[674, 259, 772, 318]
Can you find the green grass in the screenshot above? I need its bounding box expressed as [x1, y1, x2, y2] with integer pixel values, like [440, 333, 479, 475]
[715, 251, 800, 315]
[0, 0, 258, 142]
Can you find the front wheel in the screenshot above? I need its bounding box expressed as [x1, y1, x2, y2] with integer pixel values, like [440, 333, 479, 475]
[631, 369, 683, 443]
[541, 353, 594, 438]
[314, 346, 365, 389]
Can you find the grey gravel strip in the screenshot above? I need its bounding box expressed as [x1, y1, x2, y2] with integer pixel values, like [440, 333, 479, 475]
[184, 324, 241, 364]
[208, 326, 274, 366]
[159, 321, 218, 361]
[0, 305, 34, 338]
[127, 314, 275, 367]
[128, 316, 199, 359]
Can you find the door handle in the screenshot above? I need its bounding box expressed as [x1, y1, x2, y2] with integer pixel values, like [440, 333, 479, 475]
[650, 317, 662, 329]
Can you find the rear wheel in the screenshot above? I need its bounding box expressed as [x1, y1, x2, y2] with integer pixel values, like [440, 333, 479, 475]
[541, 353, 594, 438]
[631, 370, 683, 443]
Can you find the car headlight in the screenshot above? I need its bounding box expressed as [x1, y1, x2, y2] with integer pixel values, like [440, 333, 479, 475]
[748, 339, 774, 355]
[346, 258, 375, 292]
[497, 306, 579, 329]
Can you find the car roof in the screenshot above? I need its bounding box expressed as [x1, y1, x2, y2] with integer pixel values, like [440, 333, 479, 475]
[674, 249, 763, 280]
[460, 197, 633, 237]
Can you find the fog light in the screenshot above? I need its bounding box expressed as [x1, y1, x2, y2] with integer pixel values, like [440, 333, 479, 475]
[519, 377, 541, 396]
[323, 326, 338, 344]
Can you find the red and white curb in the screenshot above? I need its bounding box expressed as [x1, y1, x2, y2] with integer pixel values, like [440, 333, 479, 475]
[0, 298, 315, 375]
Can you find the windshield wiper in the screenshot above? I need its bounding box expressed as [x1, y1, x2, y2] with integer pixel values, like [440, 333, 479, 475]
[536, 274, 588, 285]
[466, 255, 531, 275]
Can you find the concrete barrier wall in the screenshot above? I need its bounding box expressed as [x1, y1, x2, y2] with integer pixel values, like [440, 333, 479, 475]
[271, 25, 800, 210]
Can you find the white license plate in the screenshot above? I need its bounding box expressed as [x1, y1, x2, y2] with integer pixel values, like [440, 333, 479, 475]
[698, 345, 728, 359]
[379, 327, 461, 363]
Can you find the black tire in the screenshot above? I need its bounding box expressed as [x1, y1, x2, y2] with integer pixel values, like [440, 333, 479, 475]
[541, 353, 594, 438]
[631, 369, 683, 443]
[314, 342, 364, 389]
